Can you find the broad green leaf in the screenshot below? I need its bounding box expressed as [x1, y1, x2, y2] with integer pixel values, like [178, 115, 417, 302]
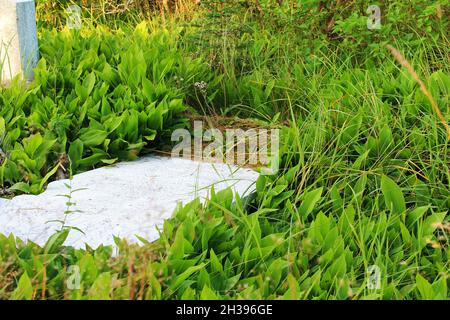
[298, 187, 323, 218]
[68, 139, 84, 171]
[11, 272, 33, 300]
[415, 274, 434, 300]
[0, 117, 5, 137]
[44, 229, 70, 254]
[79, 129, 108, 147]
[407, 206, 429, 227]
[84, 72, 96, 97]
[381, 175, 406, 215]
[169, 263, 206, 291]
[8, 182, 30, 194]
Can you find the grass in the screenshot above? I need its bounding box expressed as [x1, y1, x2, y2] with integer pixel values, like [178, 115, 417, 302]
[0, 0, 449, 299]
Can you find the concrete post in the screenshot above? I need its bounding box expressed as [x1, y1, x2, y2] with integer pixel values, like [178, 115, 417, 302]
[0, 0, 39, 84]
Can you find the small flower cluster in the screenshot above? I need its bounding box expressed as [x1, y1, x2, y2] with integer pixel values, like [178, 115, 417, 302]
[194, 81, 208, 94]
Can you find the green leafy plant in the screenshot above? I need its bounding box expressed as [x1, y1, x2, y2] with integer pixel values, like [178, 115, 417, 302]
[0, 0, 449, 301]
[0, 22, 214, 194]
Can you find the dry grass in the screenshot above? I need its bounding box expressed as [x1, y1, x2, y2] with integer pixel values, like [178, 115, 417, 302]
[40, 0, 201, 20]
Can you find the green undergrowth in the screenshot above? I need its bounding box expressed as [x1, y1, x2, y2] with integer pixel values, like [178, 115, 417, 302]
[0, 23, 214, 194]
[0, 180, 448, 299]
[0, 0, 449, 300]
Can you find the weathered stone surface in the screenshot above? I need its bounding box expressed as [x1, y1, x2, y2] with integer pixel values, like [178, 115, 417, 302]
[0, 156, 258, 248]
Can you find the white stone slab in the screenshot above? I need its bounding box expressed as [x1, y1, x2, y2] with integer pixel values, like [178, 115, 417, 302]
[0, 156, 258, 248]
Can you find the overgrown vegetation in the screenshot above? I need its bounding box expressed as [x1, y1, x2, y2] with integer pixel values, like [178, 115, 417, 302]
[0, 23, 208, 194]
[0, 0, 449, 299]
